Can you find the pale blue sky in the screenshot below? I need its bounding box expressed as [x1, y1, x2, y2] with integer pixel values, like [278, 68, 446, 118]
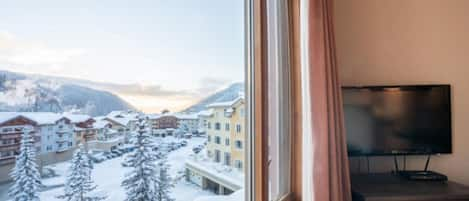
[0, 0, 245, 112]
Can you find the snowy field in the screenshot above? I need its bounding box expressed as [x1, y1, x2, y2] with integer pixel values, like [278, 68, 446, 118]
[38, 136, 215, 201]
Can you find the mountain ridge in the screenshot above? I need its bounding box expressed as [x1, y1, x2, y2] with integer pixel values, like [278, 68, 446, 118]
[0, 70, 135, 116]
[182, 82, 244, 113]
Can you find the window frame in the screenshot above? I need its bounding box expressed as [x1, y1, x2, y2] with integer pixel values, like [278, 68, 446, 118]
[245, 0, 270, 200]
[246, 0, 300, 201]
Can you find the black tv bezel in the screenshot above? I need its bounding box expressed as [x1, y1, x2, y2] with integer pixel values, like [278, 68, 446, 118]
[342, 84, 453, 157]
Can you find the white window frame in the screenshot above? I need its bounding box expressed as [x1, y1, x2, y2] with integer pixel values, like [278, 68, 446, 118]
[266, 0, 292, 200]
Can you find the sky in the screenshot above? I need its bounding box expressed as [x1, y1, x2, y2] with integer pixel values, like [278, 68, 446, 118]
[0, 0, 245, 113]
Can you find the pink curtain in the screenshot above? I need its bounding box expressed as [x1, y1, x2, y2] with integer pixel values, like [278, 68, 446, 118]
[306, 0, 352, 200]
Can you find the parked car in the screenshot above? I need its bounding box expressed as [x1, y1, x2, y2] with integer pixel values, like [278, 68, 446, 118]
[181, 140, 188, 147]
[192, 147, 202, 154]
[111, 149, 124, 156]
[90, 152, 107, 163]
[103, 151, 115, 159]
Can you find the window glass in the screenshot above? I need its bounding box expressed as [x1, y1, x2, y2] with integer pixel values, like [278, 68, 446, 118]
[0, 1, 247, 201]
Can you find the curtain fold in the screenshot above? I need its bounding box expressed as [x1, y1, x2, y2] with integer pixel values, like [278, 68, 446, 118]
[306, 0, 352, 200]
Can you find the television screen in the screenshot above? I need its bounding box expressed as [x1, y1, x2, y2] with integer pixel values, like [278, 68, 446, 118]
[343, 85, 452, 156]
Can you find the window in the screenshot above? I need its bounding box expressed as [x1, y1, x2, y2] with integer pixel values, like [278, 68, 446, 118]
[214, 150, 221, 163]
[215, 136, 221, 144]
[0, 1, 253, 201]
[2, 128, 12, 132]
[234, 160, 243, 170]
[236, 124, 242, 133]
[1, 151, 12, 157]
[224, 152, 231, 166]
[235, 140, 243, 149]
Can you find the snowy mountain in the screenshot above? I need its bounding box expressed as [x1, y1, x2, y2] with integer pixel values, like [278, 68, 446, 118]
[182, 82, 245, 113]
[0, 70, 134, 116]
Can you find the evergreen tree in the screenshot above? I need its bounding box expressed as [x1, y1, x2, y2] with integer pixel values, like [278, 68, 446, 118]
[121, 116, 159, 201]
[9, 128, 42, 201]
[57, 145, 106, 201]
[155, 155, 174, 201]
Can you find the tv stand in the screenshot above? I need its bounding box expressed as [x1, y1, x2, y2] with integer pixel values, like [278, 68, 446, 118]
[352, 173, 469, 201]
[398, 170, 448, 181]
[393, 154, 448, 181]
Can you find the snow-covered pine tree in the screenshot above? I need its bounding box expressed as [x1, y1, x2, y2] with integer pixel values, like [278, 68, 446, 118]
[121, 115, 159, 201]
[155, 155, 174, 201]
[57, 144, 106, 201]
[9, 127, 42, 201]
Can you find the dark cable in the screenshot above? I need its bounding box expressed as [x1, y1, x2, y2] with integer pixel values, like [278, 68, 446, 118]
[424, 155, 431, 172]
[403, 155, 406, 171]
[394, 155, 399, 174]
[366, 156, 370, 174]
[358, 157, 361, 173]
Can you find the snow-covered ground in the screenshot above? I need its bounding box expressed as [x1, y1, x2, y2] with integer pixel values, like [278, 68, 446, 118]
[38, 136, 216, 201]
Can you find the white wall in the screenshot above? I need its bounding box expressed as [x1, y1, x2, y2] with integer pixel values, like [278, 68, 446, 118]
[334, 0, 469, 185]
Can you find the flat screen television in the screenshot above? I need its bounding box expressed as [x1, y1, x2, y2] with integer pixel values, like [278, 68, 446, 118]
[342, 85, 452, 156]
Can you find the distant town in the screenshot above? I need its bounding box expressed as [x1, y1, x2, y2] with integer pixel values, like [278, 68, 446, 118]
[0, 95, 245, 201]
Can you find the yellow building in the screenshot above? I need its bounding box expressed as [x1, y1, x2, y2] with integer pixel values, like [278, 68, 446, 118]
[206, 97, 245, 171]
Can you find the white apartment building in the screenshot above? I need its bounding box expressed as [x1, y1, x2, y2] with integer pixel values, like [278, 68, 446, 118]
[0, 114, 39, 165]
[22, 112, 75, 153]
[197, 109, 214, 134]
[176, 113, 199, 133]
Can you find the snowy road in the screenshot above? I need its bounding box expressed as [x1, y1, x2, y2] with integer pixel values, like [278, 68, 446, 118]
[36, 136, 215, 201]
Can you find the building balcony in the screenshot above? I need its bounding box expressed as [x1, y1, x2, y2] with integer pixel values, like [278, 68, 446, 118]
[56, 147, 70, 153]
[0, 133, 21, 140]
[56, 139, 68, 143]
[0, 143, 20, 152]
[56, 130, 69, 134]
[0, 156, 16, 166]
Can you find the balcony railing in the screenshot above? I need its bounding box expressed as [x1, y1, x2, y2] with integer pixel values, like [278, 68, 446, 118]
[0, 133, 21, 140]
[0, 156, 16, 166]
[56, 146, 70, 153]
[0, 144, 20, 152]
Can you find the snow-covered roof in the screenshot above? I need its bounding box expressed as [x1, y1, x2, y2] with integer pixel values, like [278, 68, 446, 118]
[206, 97, 244, 108]
[193, 189, 245, 201]
[93, 119, 111, 129]
[107, 110, 139, 118]
[147, 113, 161, 120]
[197, 109, 214, 118]
[21, 112, 66, 125]
[104, 110, 139, 126]
[175, 113, 198, 120]
[0, 112, 87, 125]
[0, 112, 29, 125]
[93, 116, 106, 121]
[185, 157, 244, 190]
[63, 113, 92, 123]
[107, 110, 126, 117]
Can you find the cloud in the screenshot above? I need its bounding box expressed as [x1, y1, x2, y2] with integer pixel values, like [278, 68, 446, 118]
[0, 31, 84, 68]
[83, 76, 231, 99]
[196, 77, 231, 94]
[102, 83, 197, 97]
